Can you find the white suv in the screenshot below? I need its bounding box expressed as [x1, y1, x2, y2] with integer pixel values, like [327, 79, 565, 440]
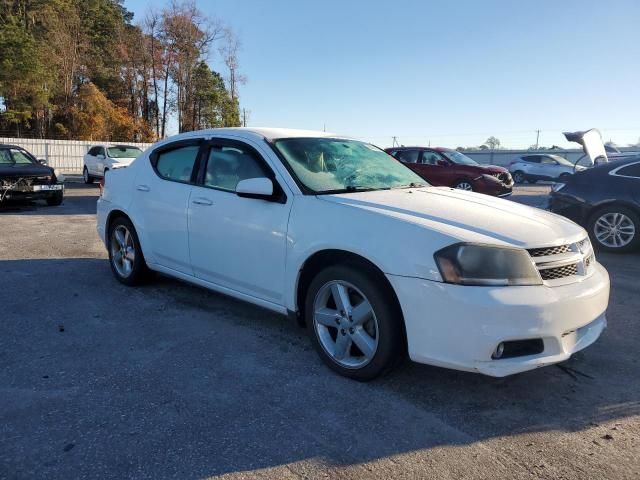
[83, 144, 143, 184]
[509, 154, 586, 184]
[97, 128, 610, 380]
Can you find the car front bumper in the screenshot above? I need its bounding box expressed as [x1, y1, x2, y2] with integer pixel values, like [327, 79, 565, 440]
[0, 183, 64, 201]
[387, 262, 610, 377]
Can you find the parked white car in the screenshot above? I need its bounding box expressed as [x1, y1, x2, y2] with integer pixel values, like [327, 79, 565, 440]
[96, 128, 610, 380]
[83, 144, 143, 184]
[509, 154, 586, 184]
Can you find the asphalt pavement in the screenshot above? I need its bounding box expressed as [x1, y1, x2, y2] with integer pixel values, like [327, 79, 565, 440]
[0, 183, 638, 479]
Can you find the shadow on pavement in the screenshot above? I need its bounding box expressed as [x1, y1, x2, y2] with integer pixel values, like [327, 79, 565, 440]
[1, 255, 638, 478]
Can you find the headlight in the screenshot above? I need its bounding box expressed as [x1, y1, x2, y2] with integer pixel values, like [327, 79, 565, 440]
[434, 243, 542, 286]
[551, 183, 565, 192]
[474, 174, 501, 182]
[53, 169, 66, 183]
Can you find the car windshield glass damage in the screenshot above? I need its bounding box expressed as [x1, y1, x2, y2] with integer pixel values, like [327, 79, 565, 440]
[274, 138, 427, 193]
[441, 150, 478, 166]
[107, 146, 143, 158]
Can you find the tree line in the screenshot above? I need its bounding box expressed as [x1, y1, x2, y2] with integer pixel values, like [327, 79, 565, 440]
[0, 0, 243, 141]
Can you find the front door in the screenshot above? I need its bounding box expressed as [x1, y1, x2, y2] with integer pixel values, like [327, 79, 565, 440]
[188, 138, 292, 304]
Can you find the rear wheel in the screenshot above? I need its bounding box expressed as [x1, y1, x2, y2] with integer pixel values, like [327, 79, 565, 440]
[453, 179, 474, 191]
[305, 265, 405, 381]
[588, 206, 640, 253]
[83, 167, 93, 184]
[512, 171, 525, 184]
[108, 216, 151, 285]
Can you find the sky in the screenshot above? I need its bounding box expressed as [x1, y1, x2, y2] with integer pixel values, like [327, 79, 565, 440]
[125, 0, 640, 149]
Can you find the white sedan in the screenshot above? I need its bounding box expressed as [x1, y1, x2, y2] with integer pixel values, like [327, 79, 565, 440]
[83, 144, 143, 184]
[96, 128, 610, 380]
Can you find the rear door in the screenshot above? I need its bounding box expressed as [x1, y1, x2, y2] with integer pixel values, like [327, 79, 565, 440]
[540, 156, 561, 179]
[393, 149, 424, 178]
[132, 138, 204, 274]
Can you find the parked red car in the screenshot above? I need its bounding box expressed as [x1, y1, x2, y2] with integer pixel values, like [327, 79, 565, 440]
[385, 147, 513, 197]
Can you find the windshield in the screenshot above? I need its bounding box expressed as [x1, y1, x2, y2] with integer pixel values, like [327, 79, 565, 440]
[0, 148, 36, 165]
[274, 138, 427, 193]
[107, 146, 143, 158]
[440, 150, 478, 166]
[548, 155, 573, 167]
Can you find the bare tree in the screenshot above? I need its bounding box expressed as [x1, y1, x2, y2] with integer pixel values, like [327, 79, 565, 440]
[218, 27, 246, 101]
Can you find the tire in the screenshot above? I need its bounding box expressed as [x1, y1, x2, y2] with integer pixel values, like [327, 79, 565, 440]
[512, 171, 525, 184]
[108, 216, 152, 285]
[587, 205, 640, 253]
[83, 167, 93, 184]
[453, 179, 474, 191]
[304, 264, 405, 381]
[46, 191, 63, 206]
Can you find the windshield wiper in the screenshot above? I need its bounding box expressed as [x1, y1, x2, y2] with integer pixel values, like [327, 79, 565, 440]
[317, 185, 388, 195]
[391, 182, 426, 189]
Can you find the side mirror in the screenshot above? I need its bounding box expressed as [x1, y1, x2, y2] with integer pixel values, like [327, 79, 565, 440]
[236, 177, 274, 200]
[436, 159, 448, 166]
[37, 158, 48, 165]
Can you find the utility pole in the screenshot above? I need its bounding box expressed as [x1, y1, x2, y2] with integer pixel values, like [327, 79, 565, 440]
[535, 129, 540, 149]
[242, 109, 247, 127]
[392, 136, 399, 147]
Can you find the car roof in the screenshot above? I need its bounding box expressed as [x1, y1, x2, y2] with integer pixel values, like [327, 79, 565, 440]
[0, 144, 24, 149]
[153, 128, 348, 147]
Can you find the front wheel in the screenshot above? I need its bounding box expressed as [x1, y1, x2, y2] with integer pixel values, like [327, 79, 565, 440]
[453, 179, 474, 191]
[83, 167, 93, 184]
[305, 265, 405, 381]
[512, 171, 525, 184]
[108, 216, 151, 285]
[588, 206, 639, 253]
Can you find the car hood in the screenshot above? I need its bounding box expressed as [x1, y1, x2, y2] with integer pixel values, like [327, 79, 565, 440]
[0, 163, 53, 178]
[110, 157, 137, 165]
[474, 164, 508, 174]
[319, 187, 585, 248]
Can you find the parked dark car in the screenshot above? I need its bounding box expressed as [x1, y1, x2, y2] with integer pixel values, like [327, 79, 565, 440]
[550, 157, 640, 252]
[0, 144, 64, 206]
[385, 147, 513, 196]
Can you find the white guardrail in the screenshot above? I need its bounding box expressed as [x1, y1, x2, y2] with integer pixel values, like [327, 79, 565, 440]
[0, 138, 153, 173]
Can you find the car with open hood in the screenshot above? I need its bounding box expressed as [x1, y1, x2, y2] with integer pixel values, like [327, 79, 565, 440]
[97, 128, 609, 380]
[385, 146, 513, 196]
[0, 144, 64, 206]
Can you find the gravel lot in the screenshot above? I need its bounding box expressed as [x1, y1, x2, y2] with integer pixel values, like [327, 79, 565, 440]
[1, 183, 638, 479]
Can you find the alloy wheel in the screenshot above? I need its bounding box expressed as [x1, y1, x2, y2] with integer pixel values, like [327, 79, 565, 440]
[594, 212, 635, 248]
[455, 181, 473, 191]
[312, 280, 379, 369]
[110, 225, 136, 277]
[513, 172, 524, 183]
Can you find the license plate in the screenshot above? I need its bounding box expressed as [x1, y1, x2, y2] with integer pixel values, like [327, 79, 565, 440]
[33, 184, 63, 191]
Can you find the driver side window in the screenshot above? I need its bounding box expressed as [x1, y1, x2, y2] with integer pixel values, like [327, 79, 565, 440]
[421, 151, 443, 165]
[204, 144, 269, 192]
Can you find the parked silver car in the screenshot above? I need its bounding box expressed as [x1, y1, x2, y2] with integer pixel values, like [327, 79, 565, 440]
[509, 154, 585, 184]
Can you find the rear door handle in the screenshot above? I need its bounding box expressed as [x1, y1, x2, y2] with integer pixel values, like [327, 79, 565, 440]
[136, 184, 150, 192]
[192, 197, 213, 206]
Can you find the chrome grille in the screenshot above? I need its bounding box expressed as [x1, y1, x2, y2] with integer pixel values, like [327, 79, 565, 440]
[527, 238, 593, 283]
[528, 244, 571, 257]
[539, 264, 578, 280]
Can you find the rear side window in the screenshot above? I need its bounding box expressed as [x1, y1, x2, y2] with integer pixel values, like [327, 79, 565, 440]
[395, 149, 420, 163]
[522, 156, 541, 163]
[88, 147, 98, 156]
[155, 145, 200, 183]
[615, 162, 640, 178]
[0, 149, 12, 164]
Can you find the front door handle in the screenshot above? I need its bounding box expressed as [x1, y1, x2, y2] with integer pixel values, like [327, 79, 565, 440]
[136, 184, 150, 192]
[192, 197, 213, 206]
